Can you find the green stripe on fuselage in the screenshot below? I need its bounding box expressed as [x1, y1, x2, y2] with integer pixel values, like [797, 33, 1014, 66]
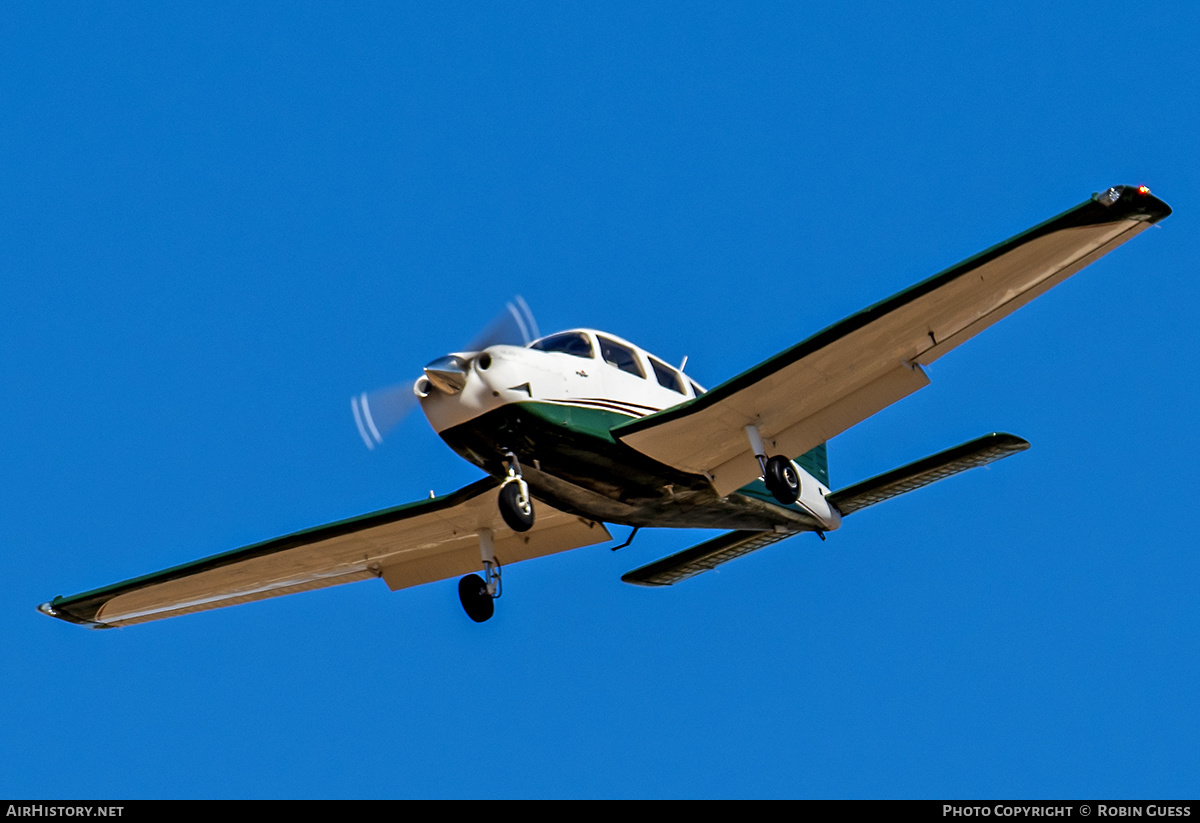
[519, 402, 827, 486]
[438, 400, 821, 530]
[519, 400, 823, 504]
[517, 401, 626, 443]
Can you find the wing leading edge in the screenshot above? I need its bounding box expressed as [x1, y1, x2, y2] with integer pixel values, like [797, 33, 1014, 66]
[613, 185, 1171, 496]
[40, 480, 611, 628]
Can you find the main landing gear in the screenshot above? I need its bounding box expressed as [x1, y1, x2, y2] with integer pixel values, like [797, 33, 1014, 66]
[458, 454, 532, 623]
[497, 451, 534, 532]
[764, 455, 800, 504]
[459, 529, 503, 622]
[746, 424, 801, 505]
[458, 573, 494, 622]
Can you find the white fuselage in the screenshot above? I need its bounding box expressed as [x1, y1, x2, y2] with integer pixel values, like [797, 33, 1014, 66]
[416, 329, 699, 435]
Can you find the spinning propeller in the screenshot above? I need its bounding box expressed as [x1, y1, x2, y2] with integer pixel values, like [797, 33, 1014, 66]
[351, 296, 539, 449]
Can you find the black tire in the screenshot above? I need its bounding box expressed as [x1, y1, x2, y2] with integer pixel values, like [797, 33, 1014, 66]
[498, 482, 535, 532]
[458, 574, 494, 623]
[764, 455, 801, 504]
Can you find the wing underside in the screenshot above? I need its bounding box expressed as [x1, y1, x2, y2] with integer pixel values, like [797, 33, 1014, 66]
[613, 186, 1171, 495]
[41, 479, 611, 628]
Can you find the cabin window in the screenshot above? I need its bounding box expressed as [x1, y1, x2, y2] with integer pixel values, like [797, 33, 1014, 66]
[598, 336, 645, 378]
[650, 358, 684, 393]
[531, 332, 593, 359]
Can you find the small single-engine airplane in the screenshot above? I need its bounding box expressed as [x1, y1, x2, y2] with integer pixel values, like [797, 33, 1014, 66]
[40, 184, 1171, 627]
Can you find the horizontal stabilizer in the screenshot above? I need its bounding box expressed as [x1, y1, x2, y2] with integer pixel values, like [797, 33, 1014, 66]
[827, 432, 1030, 517]
[622, 529, 798, 587]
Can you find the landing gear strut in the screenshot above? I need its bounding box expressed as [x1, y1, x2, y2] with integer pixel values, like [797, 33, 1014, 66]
[459, 529, 503, 622]
[498, 451, 534, 532]
[746, 424, 801, 505]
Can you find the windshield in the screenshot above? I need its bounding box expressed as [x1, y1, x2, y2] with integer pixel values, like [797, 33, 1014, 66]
[598, 336, 645, 378]
[530, 332, 594, 358]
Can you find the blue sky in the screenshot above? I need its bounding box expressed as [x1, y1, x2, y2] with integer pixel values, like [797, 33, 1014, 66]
[3, 3, 1198, 799]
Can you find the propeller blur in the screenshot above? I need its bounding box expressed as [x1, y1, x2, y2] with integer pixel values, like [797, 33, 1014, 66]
[351, 297, 539, 450]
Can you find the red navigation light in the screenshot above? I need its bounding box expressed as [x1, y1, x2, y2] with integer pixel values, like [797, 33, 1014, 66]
[1138, 185, 1151, 195]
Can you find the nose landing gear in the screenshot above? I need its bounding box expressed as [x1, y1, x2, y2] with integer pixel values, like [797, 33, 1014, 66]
[498, 451, 534, 532]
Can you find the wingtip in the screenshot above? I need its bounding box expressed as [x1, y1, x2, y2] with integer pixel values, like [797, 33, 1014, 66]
[985, 432, 1032, 451]
[37, 599, 111, 628]
[1093, 185, 1172, 223]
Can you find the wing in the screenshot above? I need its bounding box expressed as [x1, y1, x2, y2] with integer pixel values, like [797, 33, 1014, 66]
[39, 479, 611, 628]
[614, 185, 1171, 496]
[826, 432, 1030, 516]
[622, 529, 793, 587]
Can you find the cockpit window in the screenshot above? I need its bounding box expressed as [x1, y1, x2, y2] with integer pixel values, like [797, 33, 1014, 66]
[689, 380, 705, 397]
[649, 358, 684, 393]
[598, 336, 645, 378]
[531, 332, 594, 359]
